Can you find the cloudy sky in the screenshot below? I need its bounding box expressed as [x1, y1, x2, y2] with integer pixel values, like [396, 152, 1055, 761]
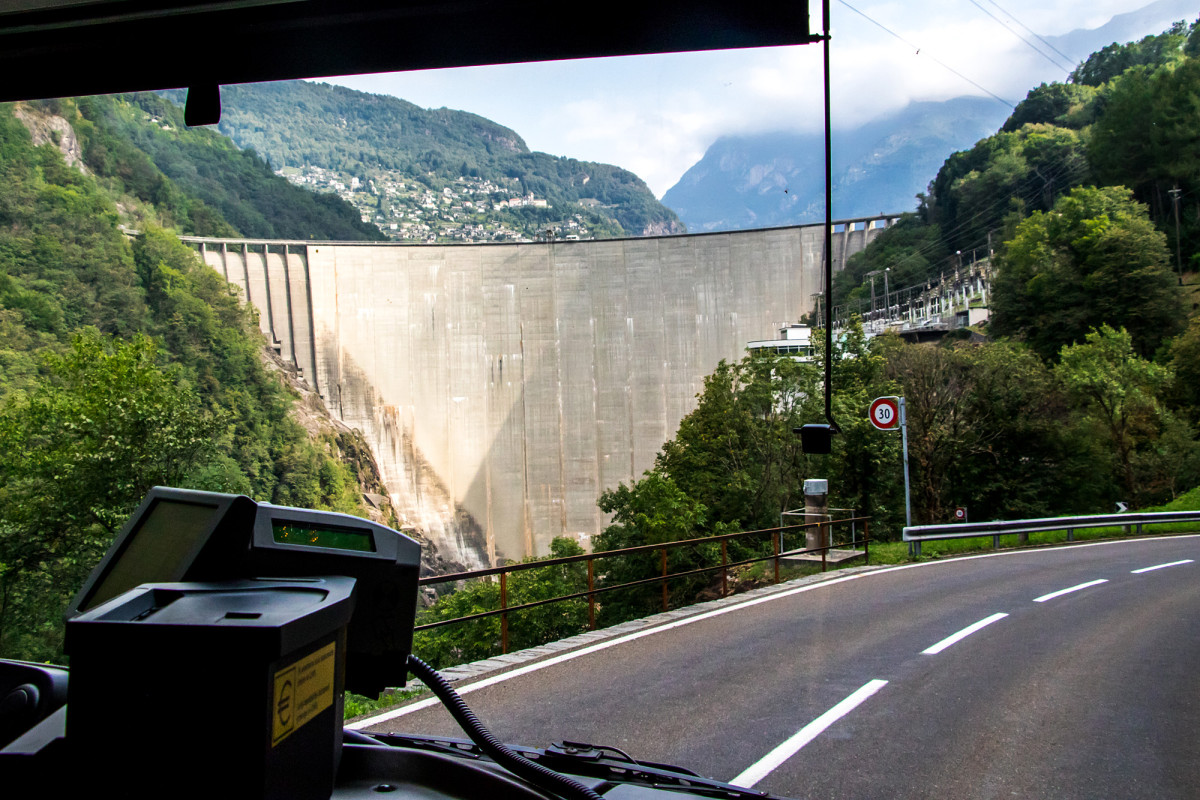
[326, 1, 1194, 198]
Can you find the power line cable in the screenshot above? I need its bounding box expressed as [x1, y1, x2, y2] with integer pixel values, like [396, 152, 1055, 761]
[836, 0, 1016, 109]
[837, 159, 1088, 319]
[967, 0, 1074, 75]
[940, 157, 1088, 246]
[842, 157, 1087, 294]
[915, 157, 1085, 260]
[984, 0, 1082, 68]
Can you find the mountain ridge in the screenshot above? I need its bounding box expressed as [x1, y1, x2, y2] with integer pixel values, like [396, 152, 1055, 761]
[663, 0, 1199, 232]
[202, 80, 684, 242]
[664, 96, 1009, 231]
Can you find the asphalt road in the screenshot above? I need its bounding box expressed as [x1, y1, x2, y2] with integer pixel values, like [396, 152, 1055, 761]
[364, 537, 1200, 799]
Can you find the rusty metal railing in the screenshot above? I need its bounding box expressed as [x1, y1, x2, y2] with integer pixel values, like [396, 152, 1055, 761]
[416, 515, 871, 654]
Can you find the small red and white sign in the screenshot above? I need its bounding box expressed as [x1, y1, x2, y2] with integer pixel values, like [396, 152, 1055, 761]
[869, 396, 900, 431]
[954, 507, 968, 522]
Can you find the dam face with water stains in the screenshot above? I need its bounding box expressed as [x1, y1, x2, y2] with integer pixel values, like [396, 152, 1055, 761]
[185, 218, 891, 567]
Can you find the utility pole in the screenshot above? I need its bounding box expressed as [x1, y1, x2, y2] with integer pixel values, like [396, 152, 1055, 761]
[820, 0, 838, 438]
[883, 267, 890, 323]
[901, 397, 912, 554]
[1169, 186, 1184, 285]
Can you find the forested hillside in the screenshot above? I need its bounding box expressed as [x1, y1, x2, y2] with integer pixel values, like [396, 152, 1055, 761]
[74, 91, 385, 241]
[199, 80, 685, 242]
[836, 19, 1200, 329]
[706, 22, 1200, 523]
[0, 97, 392, 663]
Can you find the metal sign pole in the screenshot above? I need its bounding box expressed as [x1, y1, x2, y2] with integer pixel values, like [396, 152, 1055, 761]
[868, 395, 914, 554]
[900, 396, 915, 555]
[821, 0, 838, 435]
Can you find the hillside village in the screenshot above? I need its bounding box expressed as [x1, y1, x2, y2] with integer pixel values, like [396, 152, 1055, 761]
[277, 165, 599, 243]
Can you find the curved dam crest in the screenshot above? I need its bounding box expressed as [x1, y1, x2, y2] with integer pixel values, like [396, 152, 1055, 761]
[185, 219, 891, 567]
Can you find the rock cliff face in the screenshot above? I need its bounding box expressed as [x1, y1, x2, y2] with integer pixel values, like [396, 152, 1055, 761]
[14, 103, 88, 171]
[641, 219, 687, 236]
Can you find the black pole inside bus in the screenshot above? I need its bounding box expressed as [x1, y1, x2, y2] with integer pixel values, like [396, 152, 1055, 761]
[823, 0, 839, 434]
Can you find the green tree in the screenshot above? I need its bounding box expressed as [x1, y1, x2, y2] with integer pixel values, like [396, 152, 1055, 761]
[592, 347, 861, 623]
[1056, 326, 1200, 507]
[505, 537, 588, 650]
[884, 339, 1087, 525]
[597, 473, 710, 548]
[990, 186, 1181, 360]
[593, 473, 716, 625]
[1069, 21, 1191, 86]
[885, 342, 981, 525]
[1088, 66, 1161, 202]
[0, 330, 222, 660]
[1166, 316, 1200, 424]
[927, 124, 1089, 256]
[1002, 82, 1099, 132]
[953, 341, 1095, 518]
[825, 324, 904, 538]
[411, 579, 500, 668]
[412, 537, 588, 668]
[656, 354, 821, 533]
[1089, 55, 1200, 259]
[0, 92, 387, 663]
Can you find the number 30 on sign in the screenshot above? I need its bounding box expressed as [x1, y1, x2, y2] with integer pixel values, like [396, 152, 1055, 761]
[869, 396, 900, 431]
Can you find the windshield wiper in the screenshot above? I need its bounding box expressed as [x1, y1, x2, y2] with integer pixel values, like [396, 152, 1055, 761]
[356, 732, 781, 800]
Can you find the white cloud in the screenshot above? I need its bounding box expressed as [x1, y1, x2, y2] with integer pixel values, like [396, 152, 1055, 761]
[327, 1, 1185, 198]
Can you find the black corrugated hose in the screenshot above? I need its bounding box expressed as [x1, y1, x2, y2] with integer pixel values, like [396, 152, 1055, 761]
[406, 654, 604, 800]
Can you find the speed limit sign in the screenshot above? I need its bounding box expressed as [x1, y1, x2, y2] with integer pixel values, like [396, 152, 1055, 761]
[869, 396, 900, 431]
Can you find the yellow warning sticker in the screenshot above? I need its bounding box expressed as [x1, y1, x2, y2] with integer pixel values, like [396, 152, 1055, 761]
[272, 641, 337, 747]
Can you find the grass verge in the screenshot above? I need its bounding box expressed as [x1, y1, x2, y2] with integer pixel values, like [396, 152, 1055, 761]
[345, 686, 425, 720]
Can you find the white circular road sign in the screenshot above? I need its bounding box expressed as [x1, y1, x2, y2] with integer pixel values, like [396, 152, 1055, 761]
[869, 396, 900, 431]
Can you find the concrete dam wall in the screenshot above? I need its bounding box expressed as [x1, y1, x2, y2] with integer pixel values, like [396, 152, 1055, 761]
[185, 218, 892, 567]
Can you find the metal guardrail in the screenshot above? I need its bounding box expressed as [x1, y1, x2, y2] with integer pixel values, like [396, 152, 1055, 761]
[417, 516, 871, 654]
[903, 511, 1200, 556]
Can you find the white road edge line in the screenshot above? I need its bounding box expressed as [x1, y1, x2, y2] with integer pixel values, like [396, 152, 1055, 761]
[1033, 578, 1108, 603]
[921, 612, 1008, 655]
[1132, 559, 1194, 574]
[350, 534, 1200, 730]
[730, 679, 889, 789]
[350, 565, 922, 728]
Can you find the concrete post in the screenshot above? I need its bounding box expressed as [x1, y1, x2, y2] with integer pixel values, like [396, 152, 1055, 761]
[240, 243, 252, 306]
[805, 478, 829, 552]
